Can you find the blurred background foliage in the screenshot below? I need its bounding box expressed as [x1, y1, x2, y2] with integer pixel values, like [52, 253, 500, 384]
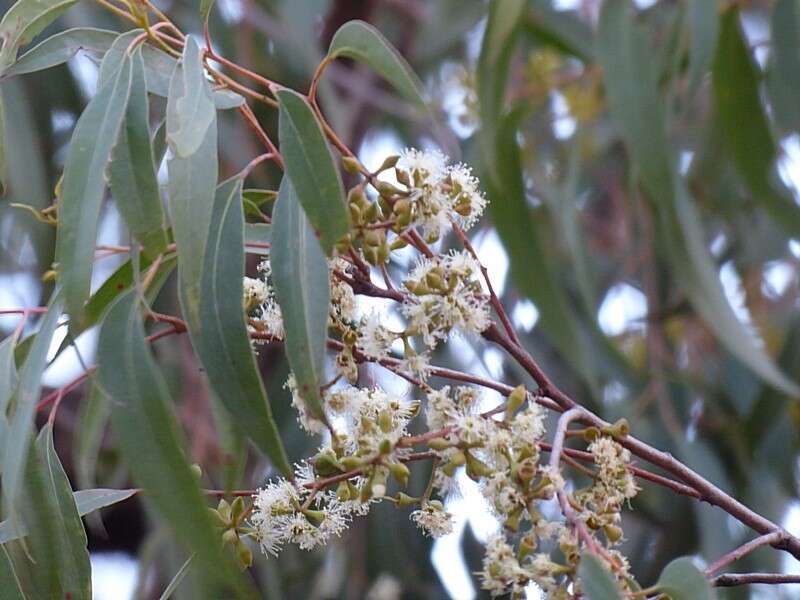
[3, 0, 800, 598]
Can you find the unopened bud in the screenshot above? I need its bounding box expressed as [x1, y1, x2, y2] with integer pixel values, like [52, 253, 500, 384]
[342, 155, 362, 174]
[389, 462, 410, 486]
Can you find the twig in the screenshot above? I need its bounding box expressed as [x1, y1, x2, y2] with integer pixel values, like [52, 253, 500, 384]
[713, 573, 800, 587]
[706, 531, 790, 575]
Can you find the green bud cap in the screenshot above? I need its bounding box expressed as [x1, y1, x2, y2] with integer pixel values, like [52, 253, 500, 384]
[604, 524, 623, 543]
[389, 462, 411, 486]
[342, 155, 362, 174]
[230, 496, 246, 523]
[395, 492, 418, 507]
[505, 385, 526, 420]
[190, 463, 202, 480]
[427, 437, 451, 450]
[222, 528, 239, 546]
[378, 155, 400, 171]
[235, 539, 253, 570]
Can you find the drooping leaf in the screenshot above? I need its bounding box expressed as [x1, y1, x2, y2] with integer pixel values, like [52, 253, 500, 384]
[327, 20, 425, 107]
[525, 0, 594, 61]
[96, 291, 249, 596]
[73, 381, 110, 491]
[2, 294, 64, 525]
[2, 28, 117, 78]
[687, 0, 719, 95]
[713, 7, 800, 236]
[0, 0, 79, 72]
[0, 334, 18, 415]
[597, 0, 800, 397]
[108, 47, 169, 255]
[3, 425, 91, 599]
[158, 554, 195, 600]
[166, 37, 216, 158]
[0, 92, 6, 193]
[577, 553, 623, 600]
[192, 177, 291, 476]
[476, 0, 526, 184]
[0, 487, 138, 543]
[73, 488, 138, 515]
[212, 88, 245, 109]
[656, 557, 715, 600]
[55, 46, 133, 320]
[168, 106, 218, 330]
[271, 176, 329, 423]
[276, 88, 348, 254]
[0, 546, 24, 599]
[768, 0, 800, 134]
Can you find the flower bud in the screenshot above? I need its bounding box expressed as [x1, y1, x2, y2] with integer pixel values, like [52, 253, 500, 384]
[222, 528, 239, 546]
[395, 492, 418, 507]
[235, 539, 253, 570]
[342, 155, 362, 174]
[505, 385, 526, 420]
[389, 462, 411, 486]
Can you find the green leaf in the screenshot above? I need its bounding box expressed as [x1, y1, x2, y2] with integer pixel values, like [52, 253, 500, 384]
[276, 88, 348, 254]
[73, 488, 137, 515]
[158, 554, 194, 600]
[525, 0, 594, 61]
[597, 0, 800, 397]
[2, 27, 117, 78]
[596, 0, 672, 200]
[3, 425, 91, 599]
[199, 0, 216, 24]
[0, 334, 18, 415]
[0, 91, 6, 194]
[168, 110, 218, 330]
[167, 36, 216, 158]
[485, 108, 598, 386]
[768, 0, 800, 134]
[55, 46, 133, 320]
[476, 0, 526, 183]
[2, 293, 64, 524]
[327, 20, 425, 107]
[0, 487, 137, 543]
[0, 546, 24, 599]
[192, 177, 291, 476]
[212, 88, 245, 109]
[687, 0, 719, 95]
[73, 381, 109, 491]
[97, 291, 250, 596]
[577, 553, 623, 600]
[656, 557, 715, 600]
[713, 7, 800, 236]
[271, 176, 329, 423]
[108, 47, 169, 255]
[0, 0, 79, 72]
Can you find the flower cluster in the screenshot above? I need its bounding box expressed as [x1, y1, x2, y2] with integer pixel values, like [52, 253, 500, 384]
[395, 148, 487, 241]
[241, 150, 640, 597]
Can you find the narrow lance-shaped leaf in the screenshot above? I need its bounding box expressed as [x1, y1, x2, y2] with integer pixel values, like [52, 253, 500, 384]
[577, 553, 624, 600]
[2, 293, 64, 525]
[2, 28, 117, 78]
[276, 88, 348, 254]
[109, 47, 169, 255]
[55, 47, 133, 320]
[167, 37, 216, 158]
[193, 178, 292, 476]
[97, 291, 250, 596]
[0, 0, 79, 72]
[0, 488, 138, 543]
[327, 20, 425, 107]
[526, 0, 594, 62]
[768, 0, 800, 134]
[687, 0, 719, 95]
[271, 176, 329, 423]
[476, 0, 526, 185]
[3, 425, 92, 600]
[597, 0, 800, 397]
[713, 7, 800, 236]
[167, 37, 219, 331]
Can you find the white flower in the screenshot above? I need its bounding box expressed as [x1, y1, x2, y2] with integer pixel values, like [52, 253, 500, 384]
[243, 276, 269, 306]
[330, 258, 357, 325]
[511, 403, 546, 450]
[357, 312, 396, 359]
[398, 351, 431, 381]
[402, 251, 490, 347]
[285, 374, 327, 434]
[479, 534, 525, 597]
[445, 162, 487, 230]
[397, 148, 447, 185]
[410, 501, 454, 537]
